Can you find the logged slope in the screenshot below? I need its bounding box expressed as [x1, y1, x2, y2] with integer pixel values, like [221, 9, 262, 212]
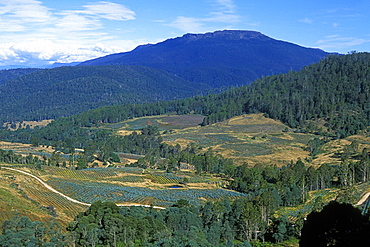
[0, 65, 210, 122]
[80, 30, 330, 87]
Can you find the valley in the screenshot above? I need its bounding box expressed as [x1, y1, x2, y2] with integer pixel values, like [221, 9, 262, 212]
[0, 32, 370, 246]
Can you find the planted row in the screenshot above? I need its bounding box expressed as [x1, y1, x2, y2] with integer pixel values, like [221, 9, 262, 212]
[47, 178, 246, 206]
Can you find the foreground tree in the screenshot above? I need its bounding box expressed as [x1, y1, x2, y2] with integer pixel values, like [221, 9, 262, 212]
[300, 201, 370, 246]
[0, 215, 67, 247]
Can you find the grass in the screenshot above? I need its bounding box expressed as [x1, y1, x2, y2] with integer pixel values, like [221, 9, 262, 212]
[159, 114, 314, 166]
[105, 114, 204, 133]
[101, 113, 316, 166]
[0, 164, 243, 221]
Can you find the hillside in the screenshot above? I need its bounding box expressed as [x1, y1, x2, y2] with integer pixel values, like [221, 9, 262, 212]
[2, 112, 370, 246]
[0, 65, 210, 122]
[1, 41, 370, 246]
[3, 53, 370, 155]
[80, 30, 330, 88]
[0, 30, 330, 123]
[0, 68, 40, 85]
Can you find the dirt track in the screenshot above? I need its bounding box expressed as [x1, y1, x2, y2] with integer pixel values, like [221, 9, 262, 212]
[7, 165, 369, 210]
[1, 167, 165, 209]
[355, 191, 370, 206]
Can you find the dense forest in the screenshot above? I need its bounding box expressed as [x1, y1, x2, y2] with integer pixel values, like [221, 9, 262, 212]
[0, 65, 211, 122]
[0, 68, 40, 85]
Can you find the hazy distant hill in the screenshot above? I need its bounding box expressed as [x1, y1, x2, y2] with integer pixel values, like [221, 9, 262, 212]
[79, 30, 331, 87]
[0, 68, 40, 85]
[0, 65, 210, 122]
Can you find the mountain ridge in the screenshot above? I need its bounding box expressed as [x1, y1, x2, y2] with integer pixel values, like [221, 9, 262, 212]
[0, 30, 332, 123]
[79, 30, 331, 87]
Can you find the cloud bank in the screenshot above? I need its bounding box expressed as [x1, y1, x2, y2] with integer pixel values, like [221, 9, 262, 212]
[0, 0, 137, 67]
[167, 0, 241, 33]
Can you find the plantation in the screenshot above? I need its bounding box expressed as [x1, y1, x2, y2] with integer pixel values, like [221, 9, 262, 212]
[46, 177, 245, 207]
[1, 165, 243, 209]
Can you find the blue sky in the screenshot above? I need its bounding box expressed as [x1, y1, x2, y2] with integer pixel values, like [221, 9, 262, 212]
[0, 0, 369, 67]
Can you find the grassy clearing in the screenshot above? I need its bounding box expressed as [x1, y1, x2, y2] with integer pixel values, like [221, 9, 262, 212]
[310, 135, 370, 166]
[0, 164, 241, 214]
[0, 141, 55, 159]
[2, 119, 53, 130]
[110, 113, 316, 166]
[160, 114, 314, 166]
[109, 114, 311, 165]
[107, 114, 204, 133]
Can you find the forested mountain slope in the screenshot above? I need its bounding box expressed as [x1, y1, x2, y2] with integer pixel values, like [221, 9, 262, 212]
[0, 68, 40, 85]
[80, 30, 330, 87]
[3, 53, 370, 150]
[0, 65, 210, 122]
[78, 53, 370, 138]
[243, 52, 370, 137]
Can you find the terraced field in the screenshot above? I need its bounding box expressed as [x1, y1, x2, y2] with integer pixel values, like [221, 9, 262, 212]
[0, 166, 87, 228]
[0, 164, 246, 226]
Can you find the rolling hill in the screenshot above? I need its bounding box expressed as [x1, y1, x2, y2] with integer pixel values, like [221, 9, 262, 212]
[79, 30, 331, 87]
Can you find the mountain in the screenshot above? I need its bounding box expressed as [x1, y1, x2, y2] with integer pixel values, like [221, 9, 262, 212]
[0, 65, 210, 122]
[79, 30, 331, 87]
[20, 52, 369, 142]
[0, 30, 331, 123]
[47, 61, 81, 68]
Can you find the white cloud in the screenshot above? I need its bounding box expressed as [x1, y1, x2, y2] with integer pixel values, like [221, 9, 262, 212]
[0, 39, 131, 67]
[299, 18, 313, 24]
[214, 0, 236, 13]
[207, 11, 240, 23]
[0, 1, 137, 67]
[82, 1, 136, 21]
[56, 12, 103, 32]
[316, 35, 369, 51]
[168, 16, 206, 33]
[168, 0, 240, 33]
[0, 0, 52, 23]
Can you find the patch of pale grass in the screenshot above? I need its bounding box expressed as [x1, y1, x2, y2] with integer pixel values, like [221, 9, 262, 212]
[162, 138, 195, 148]
[2, 120, 53, 130]
[240, 147, 309, 167]
[227, 113, 286, 126]
[116, 130, 135, 136]
[0, 141, 54, 154]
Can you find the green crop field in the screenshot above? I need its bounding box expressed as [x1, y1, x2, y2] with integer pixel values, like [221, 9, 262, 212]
[0, 164, 245, 226]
